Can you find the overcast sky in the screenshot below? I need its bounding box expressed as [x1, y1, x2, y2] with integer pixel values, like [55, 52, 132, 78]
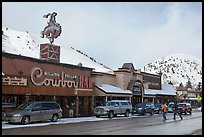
[2, 2, 202, 70]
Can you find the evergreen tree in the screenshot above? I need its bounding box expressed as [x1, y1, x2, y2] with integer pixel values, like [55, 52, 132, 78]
[185, 79, 192, 89]
[168, 81, 173, 85]
[179, 82, 184, 88]
[171, 67, 175, 74]
[196, 82, 202, 90]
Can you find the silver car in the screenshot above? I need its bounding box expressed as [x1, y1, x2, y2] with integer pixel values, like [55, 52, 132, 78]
[94, 100, 132, 118]
[4, 101, 62, 124]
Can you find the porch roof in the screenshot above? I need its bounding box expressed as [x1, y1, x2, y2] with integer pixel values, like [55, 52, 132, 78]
[96, 84, 132, 95]
[144, 83, 177, 96]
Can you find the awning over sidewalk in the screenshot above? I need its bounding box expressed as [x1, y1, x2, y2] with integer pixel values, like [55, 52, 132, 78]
[144, 83, 177, 96]
[95, 84, 132, 97]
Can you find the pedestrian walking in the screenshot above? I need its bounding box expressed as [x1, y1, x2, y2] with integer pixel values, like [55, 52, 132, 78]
[161, 102, 167, 120]
[173, 101, 183, 120]
[69, 101, 76, 118]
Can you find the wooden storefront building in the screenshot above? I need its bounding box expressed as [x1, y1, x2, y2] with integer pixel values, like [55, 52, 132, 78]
[2, 52, 94, 117]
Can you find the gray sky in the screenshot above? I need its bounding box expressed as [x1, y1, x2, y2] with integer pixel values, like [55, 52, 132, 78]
[2, 2, 202, 70]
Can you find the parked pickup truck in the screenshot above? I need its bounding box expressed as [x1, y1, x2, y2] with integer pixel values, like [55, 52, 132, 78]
[94, 100, 132, 118]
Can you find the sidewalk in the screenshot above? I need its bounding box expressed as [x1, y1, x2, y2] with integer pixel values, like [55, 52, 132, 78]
[193, 107, 202, 112]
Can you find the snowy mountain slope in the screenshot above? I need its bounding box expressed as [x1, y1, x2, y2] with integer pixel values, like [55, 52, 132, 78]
[142, 53, 202, 86]
[2, 27, 113, 74]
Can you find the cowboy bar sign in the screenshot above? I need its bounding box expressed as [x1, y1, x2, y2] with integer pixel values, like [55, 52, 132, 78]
[30, 67, 93, 89]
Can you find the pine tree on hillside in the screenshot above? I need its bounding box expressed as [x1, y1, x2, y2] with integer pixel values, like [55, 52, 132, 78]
[179, 82, 184, 87]
[196, 82, 202, 90]
[177, 82, 187, 91]
[168, 81, 173, 85]
[185, 79, 192, 89]
[171, 67, 175, 74]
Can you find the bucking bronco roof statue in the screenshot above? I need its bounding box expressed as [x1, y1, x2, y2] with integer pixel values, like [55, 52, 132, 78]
[41, 12, 62, 44]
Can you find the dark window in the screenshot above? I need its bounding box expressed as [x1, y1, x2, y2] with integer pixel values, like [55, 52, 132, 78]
[2, 96, 17, 108]
[115, 102, 119, 107]
[32, 103, 42, 111]
[121, 102, 129, 105]
[42, 103, 60, 110]
[107, 102, 115, 106]
[51, 103, 60, 109]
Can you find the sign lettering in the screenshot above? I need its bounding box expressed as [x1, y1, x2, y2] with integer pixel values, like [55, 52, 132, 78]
[2, 76, 27, 86]
[30, 67, 93, 90]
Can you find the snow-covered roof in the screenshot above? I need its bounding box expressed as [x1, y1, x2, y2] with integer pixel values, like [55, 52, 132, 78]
[97, 84, 132, 95]
[161, 83, 177, 96]
[2, 27, 114, 74]
[144, 89, 160, 96]
[144, 83, 177, 96]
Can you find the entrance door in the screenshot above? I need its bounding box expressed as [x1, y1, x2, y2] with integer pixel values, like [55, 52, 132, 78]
[132, 96, 142, 106]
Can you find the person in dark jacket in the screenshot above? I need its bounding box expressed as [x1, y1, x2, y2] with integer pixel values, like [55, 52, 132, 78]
[173, 101, 183, 120]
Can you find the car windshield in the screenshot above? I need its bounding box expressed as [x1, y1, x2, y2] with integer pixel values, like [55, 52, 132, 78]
[154, 104, 161, 108]
[168, 104, 174, 108]
[106, 102, 116, 106]
[17, 102, 33, 110]
[136, 103, 146, 107]
[98, 102, 106, 106]
[178, 104, 187, 107]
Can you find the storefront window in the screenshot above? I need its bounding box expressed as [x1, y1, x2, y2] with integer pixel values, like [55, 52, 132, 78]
[144, 97, 153, 103]
[2, 95, 17, 108]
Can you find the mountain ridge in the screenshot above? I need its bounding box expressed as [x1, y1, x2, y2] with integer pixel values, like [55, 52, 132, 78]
[141, 53, 202, 87]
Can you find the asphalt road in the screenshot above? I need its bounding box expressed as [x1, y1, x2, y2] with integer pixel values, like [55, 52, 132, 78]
[2, 111, 202, 135]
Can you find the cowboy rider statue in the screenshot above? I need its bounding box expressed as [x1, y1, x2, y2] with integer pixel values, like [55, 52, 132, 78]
[41, 12, 61, 44]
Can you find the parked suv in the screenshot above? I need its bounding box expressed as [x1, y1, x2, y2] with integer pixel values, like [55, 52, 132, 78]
[178, 102, 192, 115]
[94, 100, 132, 118]
[132, 102, 154, 115]
[4, 101, 62, 124]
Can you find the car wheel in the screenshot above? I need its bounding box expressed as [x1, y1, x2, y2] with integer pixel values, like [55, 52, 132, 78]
[150, 110, 153, 115]
[52, 114, 58, 122]
[21, 116, 30, 125]
[142, 110, 146, 116]
[96, 115, 100, 118]
[109, 111, 114, 118]
[125, 110, 130, 117]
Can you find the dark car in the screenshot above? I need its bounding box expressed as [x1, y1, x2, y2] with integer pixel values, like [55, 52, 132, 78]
[178, 103, 192, 115]
[132, 103, 154, 115]
[153, 103, 162, 114]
